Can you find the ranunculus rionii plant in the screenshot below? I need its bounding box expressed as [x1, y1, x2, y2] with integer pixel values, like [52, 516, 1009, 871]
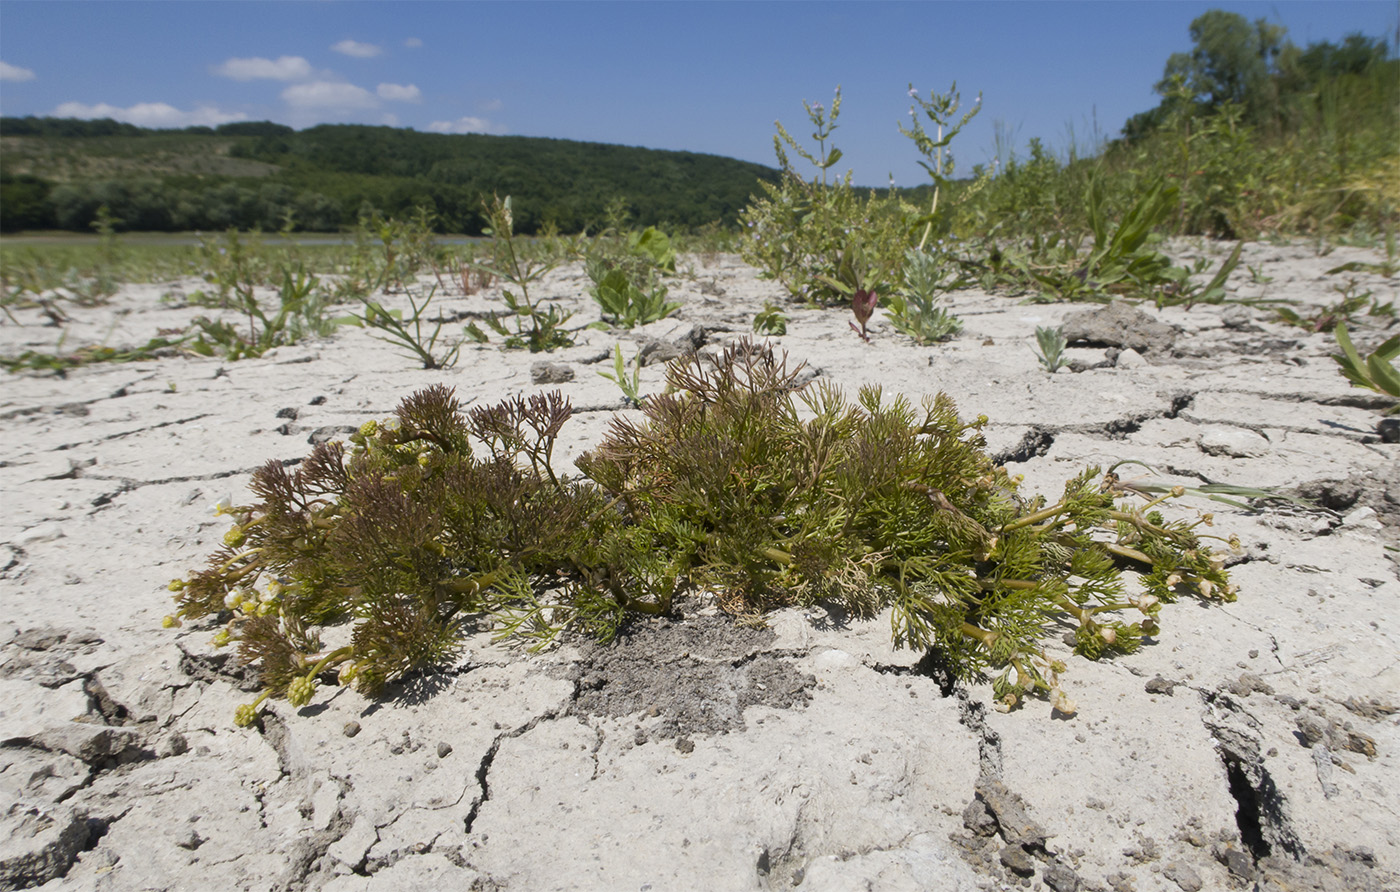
[168, 340, 1238, 726]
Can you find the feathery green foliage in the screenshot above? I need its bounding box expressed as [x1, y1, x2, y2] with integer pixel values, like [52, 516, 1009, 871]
[169, 341, 1238, 725]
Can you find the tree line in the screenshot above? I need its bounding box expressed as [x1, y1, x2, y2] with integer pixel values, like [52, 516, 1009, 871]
[0, 121, 781, 234]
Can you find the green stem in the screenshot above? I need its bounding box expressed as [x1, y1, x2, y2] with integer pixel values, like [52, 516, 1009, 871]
[1000, 500, 1068, 534]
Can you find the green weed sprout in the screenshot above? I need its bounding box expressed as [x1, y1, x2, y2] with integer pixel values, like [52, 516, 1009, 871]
[170, 341, 1237, 725]
[885, 248, 963, 344]
[587, 266, 681, 328]
[598, 343, 644, 404]
[1332, 323, 1400, 413]
[753, 302, 788, 336]
[188, 264, 336, 360]
[350, 284, 462, 370]
[1033, 326, 1068, 372]
[475, 195, 574, 352]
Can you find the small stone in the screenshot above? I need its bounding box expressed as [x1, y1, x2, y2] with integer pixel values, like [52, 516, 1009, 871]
[174, 828, 204, 850]
[1220, 847, 1253, 879]
[1220, 306, 1256, 330]
[530, 362, 574, 384]
[1043, 862, 1081, 892]
[1198, 427, 1269, 458]
[1228, 673, 1274, 697]
[962, 798, 998, 837]
[1162, 861, 1202, 892]
[633, 729, 648, 746]
[675, 737, 694, 754]
[1145, 676, 1175, 695]
[1295, 714, 1326, 747]
[276, 407, 299, 420]
[1115, 348, 1148, 369]
[16, 523, 65, 547]
[999, 843, 1035, 876]
[1378, 418, 1399, 443]
[158, 731, 190, 758]
[1341, 506, 1383, 530]
[437, 742, 452, 759]
[342, 721, 361, 738]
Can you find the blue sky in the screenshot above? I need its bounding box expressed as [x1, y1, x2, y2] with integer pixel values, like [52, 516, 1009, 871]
[1, 1, 1395, 186]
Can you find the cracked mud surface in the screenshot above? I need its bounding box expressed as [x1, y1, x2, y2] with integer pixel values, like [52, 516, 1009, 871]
[568, 613, 815, 740]
[1, 240, 1397, 891]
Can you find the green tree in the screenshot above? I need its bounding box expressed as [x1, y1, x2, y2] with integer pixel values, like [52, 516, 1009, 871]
[1156, 10, 1286, 118]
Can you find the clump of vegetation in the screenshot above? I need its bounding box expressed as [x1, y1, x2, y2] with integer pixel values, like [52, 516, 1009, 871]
[169, 341, 1237, 725]
[1332, 323, 1400, 413]
[885, 248, 962, 344]
[474, 195, 574, 352]
[738, 87, 910, 306]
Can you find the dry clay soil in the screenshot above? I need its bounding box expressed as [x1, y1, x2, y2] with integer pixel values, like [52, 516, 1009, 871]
[1, 240, 1398, 892]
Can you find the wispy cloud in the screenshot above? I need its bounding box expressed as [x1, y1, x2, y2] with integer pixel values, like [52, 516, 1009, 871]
[477, 98, 504, 113]
[282, 81, 378, 110]
[427, 116, 500, 135]
[214, 56, 312, 82]
[403, 38, 423, 49]
[377, 83, 421, 103]
[0, 60, 36, 82]
[332, 39, 382, 59]
[52, 101, 247, 128]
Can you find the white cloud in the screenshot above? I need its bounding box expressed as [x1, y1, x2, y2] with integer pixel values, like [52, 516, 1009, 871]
[0, 60, 36, 82]
[51, 101, 247, 128]
[281, 80, 378, 109]
[427, 116, 498, 135]
[332, 39, 382, 59]
[477, 98, 504, 113]
[377, 83, 421, 103]
[213, 55, 312, 81]
[403, 38, 423, 48]
[381, 113, 400, 127]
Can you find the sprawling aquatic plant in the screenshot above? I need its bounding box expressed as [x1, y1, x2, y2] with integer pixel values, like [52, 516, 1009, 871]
[169, 341, 1237, 724]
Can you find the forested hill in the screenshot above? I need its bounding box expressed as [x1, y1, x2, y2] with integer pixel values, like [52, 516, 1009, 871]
[0, 118, 781, 234]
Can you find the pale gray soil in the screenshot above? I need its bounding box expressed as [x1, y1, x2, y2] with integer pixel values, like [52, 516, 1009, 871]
[1, 240, 1397, 891]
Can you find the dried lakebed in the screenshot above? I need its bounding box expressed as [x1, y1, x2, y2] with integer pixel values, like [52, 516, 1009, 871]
[1, 241, 1397, 891]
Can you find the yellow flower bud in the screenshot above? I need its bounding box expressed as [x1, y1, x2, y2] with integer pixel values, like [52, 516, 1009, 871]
[359, 420, 378, 438]
[1170, 486, 1186, 498]
[167, 579, 187, 592]
[223, 526, 246, 548]
[161, 615, 182, 629]
[287, 675, 316, 708]
[233, 704, 259, 728]
[212, 629, 231, 648]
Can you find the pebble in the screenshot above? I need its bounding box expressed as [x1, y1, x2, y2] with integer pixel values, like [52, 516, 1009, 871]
[343, 721, 361, 738]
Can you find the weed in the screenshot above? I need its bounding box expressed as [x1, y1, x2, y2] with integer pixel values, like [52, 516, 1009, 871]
[1332, 323, 1400, 412]
[753, 302, 788, 336]
[885, 248, 963, 344]
[597, 343, 644, 404]
[349, 284, 464, 370]
[1033, 326, 1069, 372]
[170, 341, 1237, 725]
[474, 196, 575, 352]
